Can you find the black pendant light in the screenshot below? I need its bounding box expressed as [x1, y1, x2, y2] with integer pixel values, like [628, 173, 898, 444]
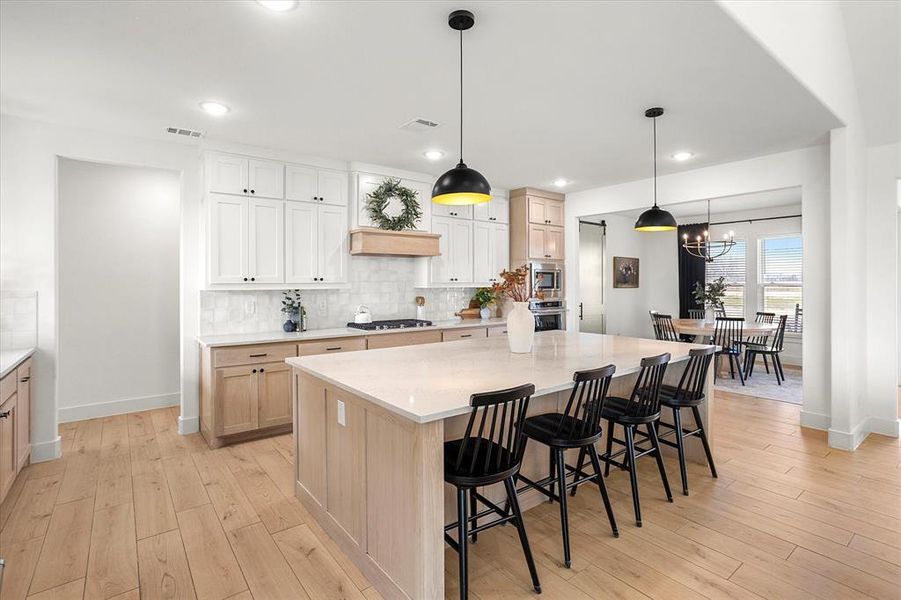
[432, 9, 491, 206]
[634, 107, 677, 231]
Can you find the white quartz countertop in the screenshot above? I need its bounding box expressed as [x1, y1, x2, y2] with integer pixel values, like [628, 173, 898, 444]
[287, 331, 712, 423]
[196, 318, 507, 348]
[0, 347, 36, 379]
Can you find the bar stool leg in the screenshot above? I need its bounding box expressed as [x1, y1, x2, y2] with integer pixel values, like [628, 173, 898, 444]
[604, 420, 614, 478]
[623, 425, 642, 526]
[456, 487, 469, 600]
[587, 444, 619, 537]
[469, 489, 478, 543]
[569, 447, 586, 497]
[672, 408, 689, 496]
[554, 448, 572, 568]
[692, 406, 717, 478]
[548, 447, 556, 504]
[647, 423, 673, 502]
[503, 477, 542, 593]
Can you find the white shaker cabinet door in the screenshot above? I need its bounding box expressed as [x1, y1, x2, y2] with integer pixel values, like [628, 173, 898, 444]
[317, 204, 347, 283]
[430, 217, 454, 284]
[208, 154, 248, 196]
[209, 195, 248, 284]
[247, 198, 284, 283]
[451, 219, 474, 283]
[248, 159, 284, 199]
[472, 221, 494, 284]
[286, 165, 318, 203]
[318, 170, 348, 207]
[285, 201, 318, 284]
[493, 223, 510, 281]
[490, 196, 510, 224]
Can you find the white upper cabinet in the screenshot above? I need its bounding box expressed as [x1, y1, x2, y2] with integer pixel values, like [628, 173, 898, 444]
[284, 201, 348, 285]
[473, 222, 509, 285]
[317, 170, 348, 206]
[285, 202, 318, 284]
[209, 195, 248, 284]
[208, 153, 284, 199]
[287, 165, 348, 206]
[432, 203, 472, 220]
[317, 204, 347, 283]
[473, 195, 509, 224]
[431, 217, 473, 284]
[247, 198, 284, 283]
[248, 159, 285, 199]
[209, 154, 249, 196]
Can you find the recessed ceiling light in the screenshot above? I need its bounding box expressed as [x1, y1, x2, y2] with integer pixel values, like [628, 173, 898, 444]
[256, 0, 298, 11]
[553, 178, 569, 188]
[199, 101, 230, 116]
[424, 150, 444, 161]
[671, 151, 694, 161]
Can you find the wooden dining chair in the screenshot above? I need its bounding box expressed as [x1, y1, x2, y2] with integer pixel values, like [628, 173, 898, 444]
[740, 312, 776, 376]
[713, 317, 745, 385]
[651, 313, 680, 342]
[743, 315, 788, 385]
[688, 309, 705, 319]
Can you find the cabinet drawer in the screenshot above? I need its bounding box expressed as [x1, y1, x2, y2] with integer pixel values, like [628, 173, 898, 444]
[442, 328, 488, 342]
[0, 371, 15, 404]
[366, 330, 442, 350]
[297, 337, 366, 357]
[213, 343, 297, 368]
[487, 326, 508, 337]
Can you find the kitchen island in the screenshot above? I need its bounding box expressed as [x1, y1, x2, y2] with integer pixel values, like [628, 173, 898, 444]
[288, 331, 714, 600]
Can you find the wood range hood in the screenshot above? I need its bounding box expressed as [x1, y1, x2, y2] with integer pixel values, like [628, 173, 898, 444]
[349, 227, 441, 257]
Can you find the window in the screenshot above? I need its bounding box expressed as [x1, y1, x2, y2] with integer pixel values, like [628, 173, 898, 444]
[706, 239, 746, 318]
[759, 235, 802, 332]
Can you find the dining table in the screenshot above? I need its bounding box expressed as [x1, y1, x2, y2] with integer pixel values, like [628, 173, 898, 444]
[672, 318, 780, 343]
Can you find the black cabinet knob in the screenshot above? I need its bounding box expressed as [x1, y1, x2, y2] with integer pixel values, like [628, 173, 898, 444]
[250, 189, 255, 194]
[260, 368, 265, 373]
[250, 277, 255, 281]
[252, 369, 257, 373]
[243, 188, 248, 193]
[243, 277, 248, 282]
[0, 410, 9, 419]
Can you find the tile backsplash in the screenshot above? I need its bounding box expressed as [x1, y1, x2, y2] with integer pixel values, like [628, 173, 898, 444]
[0, 291, 38, 350]
[200, 257, 480, 335]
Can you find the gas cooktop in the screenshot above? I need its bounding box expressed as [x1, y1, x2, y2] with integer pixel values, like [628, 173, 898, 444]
[346, 319, 433, 331]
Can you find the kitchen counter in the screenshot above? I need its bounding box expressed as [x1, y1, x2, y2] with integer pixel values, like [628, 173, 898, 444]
[289, 330, 707, 423]
[289, 331, 715, 599]
[0, 347, 36, 379]
[196, 317, 506, 348]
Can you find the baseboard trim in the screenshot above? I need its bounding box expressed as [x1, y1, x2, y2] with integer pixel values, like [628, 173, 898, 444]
[31, 436, 62, 463]
[58, 392, 180, 423]
[178, 414, 199, 435]
[800, 410, 830, 431]
[828, 421, 869, 451]
[866, 415, 900, 438]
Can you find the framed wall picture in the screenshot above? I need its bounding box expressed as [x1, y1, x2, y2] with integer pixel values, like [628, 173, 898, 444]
[613, 256, 640, 288]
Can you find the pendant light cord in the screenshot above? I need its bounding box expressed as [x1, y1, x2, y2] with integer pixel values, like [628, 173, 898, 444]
[652, 115, 658, 208]
[459, 27, 464, 165]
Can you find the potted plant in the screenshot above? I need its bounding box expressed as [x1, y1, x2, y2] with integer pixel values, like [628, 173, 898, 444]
[692, 277, 727, 321]
[472, 287, 497, 320]
[281, 289, 303, 332]
[490, 265, 543, 353]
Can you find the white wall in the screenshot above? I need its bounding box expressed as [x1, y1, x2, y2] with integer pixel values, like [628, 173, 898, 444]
[565, 145, 832, 439]
[57, 159, 180, 421]
[0, 114, 203, 461]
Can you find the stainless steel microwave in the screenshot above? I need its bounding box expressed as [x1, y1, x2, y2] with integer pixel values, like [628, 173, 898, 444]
[531, 262, 563, 296]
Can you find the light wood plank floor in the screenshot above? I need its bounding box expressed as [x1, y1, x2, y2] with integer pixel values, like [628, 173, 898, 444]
[1, 392, 899, 600]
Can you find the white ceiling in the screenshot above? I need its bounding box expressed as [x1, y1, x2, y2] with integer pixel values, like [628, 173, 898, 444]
[0, 1, 841, 191]
[841, 1, 901, 146]
[614, 187, 802, 221]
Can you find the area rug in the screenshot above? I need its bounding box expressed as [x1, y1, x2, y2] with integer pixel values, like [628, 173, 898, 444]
[714, 362, 802, 405]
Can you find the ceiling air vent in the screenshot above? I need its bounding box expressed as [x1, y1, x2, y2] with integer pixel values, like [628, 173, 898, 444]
[399, 117, 439, 132]
[166, 126, 205, 138]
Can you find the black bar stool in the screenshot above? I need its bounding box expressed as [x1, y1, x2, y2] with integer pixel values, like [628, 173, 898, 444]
[573, 353, 673, 527]
[654, 346, 717, 496]
[516, 365, 619, 568]
[443, 384, 541, 599]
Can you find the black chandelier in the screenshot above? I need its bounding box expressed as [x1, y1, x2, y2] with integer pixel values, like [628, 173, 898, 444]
[681, 199, 735, 262]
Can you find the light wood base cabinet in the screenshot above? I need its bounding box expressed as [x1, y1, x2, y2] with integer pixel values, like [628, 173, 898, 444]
[0, 356, 32, 505]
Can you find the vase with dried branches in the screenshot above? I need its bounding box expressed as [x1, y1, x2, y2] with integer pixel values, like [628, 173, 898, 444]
[490, 265, 540, 353]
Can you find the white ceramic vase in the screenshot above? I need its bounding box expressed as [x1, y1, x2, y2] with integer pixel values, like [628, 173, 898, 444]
[506, 301, 535, 353]
[480, 307, 491, 320]
[704, 306, 716, 322]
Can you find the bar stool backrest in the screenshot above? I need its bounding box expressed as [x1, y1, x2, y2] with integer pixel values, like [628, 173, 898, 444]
[454, 384, 535, 475]
[673, 346, 716, 402]
[651, 313, 680, 342]
[625, 353, 670, 417]
[554, 364, 616, 438]
[713, 317, 744, 351]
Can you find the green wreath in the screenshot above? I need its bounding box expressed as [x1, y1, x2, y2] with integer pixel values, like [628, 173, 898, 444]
[365, 178, 422, 231]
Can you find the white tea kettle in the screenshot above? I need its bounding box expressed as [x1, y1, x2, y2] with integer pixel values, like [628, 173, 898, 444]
[353, 305, 373, 324]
